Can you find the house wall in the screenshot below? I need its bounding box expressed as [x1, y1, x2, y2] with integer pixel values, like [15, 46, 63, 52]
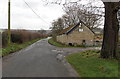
[57, 25, 95, 46]
[57, 34, 68, 44]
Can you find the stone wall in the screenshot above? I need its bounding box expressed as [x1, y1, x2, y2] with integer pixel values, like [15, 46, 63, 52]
[56, 25, 95, 46]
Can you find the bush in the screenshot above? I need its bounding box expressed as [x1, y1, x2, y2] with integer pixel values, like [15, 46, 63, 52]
[11, 33, 22, 43]
[2, 31, 8, 47]
[2, 30, 48, 48]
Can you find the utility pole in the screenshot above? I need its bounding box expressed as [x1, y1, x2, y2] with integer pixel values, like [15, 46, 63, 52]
[8, 0, 11, 46]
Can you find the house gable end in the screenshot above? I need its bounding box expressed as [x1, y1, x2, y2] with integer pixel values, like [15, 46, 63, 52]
[65, 21, 95, 35]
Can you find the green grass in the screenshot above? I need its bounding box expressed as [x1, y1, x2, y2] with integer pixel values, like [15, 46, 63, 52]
[48, 38, 66, 47]
[48, 38, 97, 48]
[66, 50, 118, 77]
[1, 38, 42, 56]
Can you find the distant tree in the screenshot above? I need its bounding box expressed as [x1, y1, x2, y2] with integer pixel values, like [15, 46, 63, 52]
[63, 3, 103, 30]
[50, 18, 64, 40]
[38, 29, 46, 34]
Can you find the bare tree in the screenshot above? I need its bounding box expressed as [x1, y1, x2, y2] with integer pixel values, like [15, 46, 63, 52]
[38, 29, 46, 34]
[63, 3, 103, 29]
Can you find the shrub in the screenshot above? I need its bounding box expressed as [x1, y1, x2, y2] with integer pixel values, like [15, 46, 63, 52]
[2, 31, 8, 47]
[2, 29, 48, 48]
[11, 33, 22, 43]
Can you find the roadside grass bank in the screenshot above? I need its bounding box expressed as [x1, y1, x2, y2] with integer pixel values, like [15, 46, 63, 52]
[48, 38, 99, 48]
[48, 38, 67, 47]
[1, 38, 42, 57]
[66, 50, 118, 77]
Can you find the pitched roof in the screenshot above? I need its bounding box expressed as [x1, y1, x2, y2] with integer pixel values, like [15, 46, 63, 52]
[65, 22, 81, 34]
[59, 21, 95, 35]
[59, 25, 74, 35]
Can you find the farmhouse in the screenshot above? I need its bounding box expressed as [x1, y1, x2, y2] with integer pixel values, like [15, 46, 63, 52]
[56, 22, 102, 46]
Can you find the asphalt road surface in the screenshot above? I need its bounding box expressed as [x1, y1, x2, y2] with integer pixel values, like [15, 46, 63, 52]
[2, 38, 78, 77]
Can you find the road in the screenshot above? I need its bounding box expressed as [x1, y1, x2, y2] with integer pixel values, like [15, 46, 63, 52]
[2, 38, 78, 77]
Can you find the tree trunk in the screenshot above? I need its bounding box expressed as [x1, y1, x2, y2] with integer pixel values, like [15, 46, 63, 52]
[101, 2, 119, 59]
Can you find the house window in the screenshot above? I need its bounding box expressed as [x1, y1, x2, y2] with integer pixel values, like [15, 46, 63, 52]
[82, 40, 86, 46]
[79, 29, 83, 32]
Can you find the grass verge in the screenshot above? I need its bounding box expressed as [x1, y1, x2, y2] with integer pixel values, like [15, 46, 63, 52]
[48, 38, 67, 47]
[66, 50, 118, 77]
[1, 38, 42, 57]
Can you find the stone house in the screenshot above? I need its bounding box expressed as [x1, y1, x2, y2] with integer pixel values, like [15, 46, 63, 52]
[56, 22, 102, 46]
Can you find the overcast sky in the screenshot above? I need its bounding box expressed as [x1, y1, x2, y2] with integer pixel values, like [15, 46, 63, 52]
[0, 0, 104, 30]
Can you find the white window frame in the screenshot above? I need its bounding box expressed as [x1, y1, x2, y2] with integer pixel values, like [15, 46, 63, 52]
[79, 28, 83, 32]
